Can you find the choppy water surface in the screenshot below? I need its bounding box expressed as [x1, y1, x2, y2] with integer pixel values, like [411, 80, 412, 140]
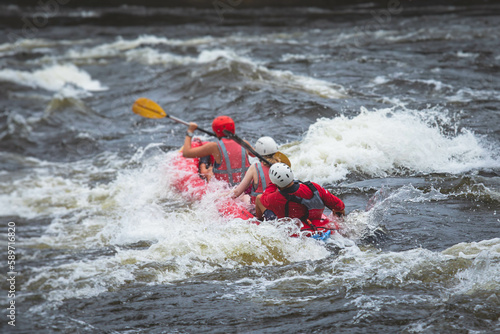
[1, 3, 499, 333]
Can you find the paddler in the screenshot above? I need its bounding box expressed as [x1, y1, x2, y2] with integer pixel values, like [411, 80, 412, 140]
[255, 163, 345, 229]
[182, 116, 251, 186]
[229, 136, 280, 204]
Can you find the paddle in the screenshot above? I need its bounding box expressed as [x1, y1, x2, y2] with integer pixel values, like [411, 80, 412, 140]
[132, 98, 216, 137]
[132, 97, 291, 167]
[273, 151, 292, 168]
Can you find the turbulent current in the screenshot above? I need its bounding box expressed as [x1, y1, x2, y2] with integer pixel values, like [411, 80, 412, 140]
[0, 2, 499, 333]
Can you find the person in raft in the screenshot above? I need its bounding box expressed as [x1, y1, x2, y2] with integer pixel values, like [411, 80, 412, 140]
[229, 136, 280, 204]
[183, 116, 251, 186]
[255, 163, 345, 230]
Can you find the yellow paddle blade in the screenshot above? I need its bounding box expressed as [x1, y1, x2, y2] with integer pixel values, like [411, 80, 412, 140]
[132, 98, 166, 119]
[274, 151, 291, 167]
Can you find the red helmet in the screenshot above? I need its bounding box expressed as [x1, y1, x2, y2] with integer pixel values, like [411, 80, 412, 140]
[212, 116, 235, 137]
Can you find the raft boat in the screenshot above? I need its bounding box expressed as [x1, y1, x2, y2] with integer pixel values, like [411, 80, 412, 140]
[170, 139, 341, 240]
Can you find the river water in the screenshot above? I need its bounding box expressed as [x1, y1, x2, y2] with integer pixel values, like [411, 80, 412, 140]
[1, 2, 499, 333]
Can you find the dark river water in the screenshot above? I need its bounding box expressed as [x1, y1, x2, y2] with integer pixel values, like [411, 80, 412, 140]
[1, 2, 499, 333]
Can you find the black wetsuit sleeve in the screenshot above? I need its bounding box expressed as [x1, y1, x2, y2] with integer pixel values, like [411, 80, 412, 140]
[199, 155, 212, 167]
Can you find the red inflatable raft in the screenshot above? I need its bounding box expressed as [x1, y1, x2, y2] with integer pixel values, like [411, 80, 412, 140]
[170, 139, 341, 239]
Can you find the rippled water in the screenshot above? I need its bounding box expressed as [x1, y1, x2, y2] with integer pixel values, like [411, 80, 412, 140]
[1, 3, 499, 333]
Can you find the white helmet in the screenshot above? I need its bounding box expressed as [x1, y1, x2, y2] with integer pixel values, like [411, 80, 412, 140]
[254, 136, 278, 156]
[269, 163, 294, 187]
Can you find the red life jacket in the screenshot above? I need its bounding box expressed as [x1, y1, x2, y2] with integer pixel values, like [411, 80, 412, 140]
[278, 181, 326, 227]
[250, 162, 271, 204]
[213, 138, 250, 186]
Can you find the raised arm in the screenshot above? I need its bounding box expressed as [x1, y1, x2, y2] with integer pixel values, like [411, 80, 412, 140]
[182, 122, 221, 163]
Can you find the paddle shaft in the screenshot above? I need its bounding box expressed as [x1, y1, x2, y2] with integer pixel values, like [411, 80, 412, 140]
[168, 114, 190, 127]
[171, 115, 216, 137]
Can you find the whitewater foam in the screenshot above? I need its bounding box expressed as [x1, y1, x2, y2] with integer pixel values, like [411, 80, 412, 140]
[7, 148, 334, 303]
[63, 35, 213, 61]
[7, 35, 345, 99]
[125, 47, 195, 66]
[0, 63, 107, 94]
[286, 107, 499, 184]
[127, 46, 347, 98]
[196, 49, 346, 98]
